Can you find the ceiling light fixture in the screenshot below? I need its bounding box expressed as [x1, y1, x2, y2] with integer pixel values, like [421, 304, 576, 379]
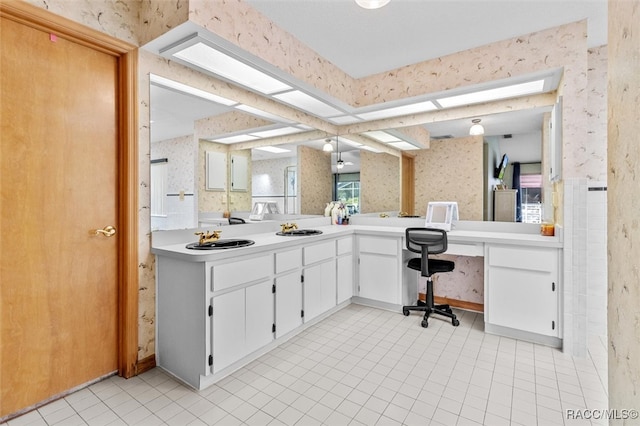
[323, 138, 334, 152]
[336, 137, 344, 170]
[469, 119, 485, 136]
[355, 0, 390, 9]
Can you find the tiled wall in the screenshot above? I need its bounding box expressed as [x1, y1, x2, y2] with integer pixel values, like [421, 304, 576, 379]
[586, 185, 607, 337]
[252, 157, 297, 214]
[151, 135, 196, 230]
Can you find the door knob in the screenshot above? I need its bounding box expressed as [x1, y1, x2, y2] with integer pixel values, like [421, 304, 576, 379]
[92, 225, 116, 237]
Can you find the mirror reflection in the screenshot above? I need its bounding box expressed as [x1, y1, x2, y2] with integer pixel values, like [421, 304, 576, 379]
[150, 79, 550, 231]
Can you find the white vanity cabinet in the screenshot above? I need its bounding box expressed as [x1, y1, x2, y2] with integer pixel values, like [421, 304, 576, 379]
[303, 240, 337, 322]
[356, 235, 402, 305]
[336, 237, 354, 304]
[485, 244, 561, 345]
[274, 248, 303, 339]
[211, 255, 273, 373]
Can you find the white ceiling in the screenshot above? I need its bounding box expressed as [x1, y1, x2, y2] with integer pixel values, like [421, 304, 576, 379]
[150, 0, 607, 159]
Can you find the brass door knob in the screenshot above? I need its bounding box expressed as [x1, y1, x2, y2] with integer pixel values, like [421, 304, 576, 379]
[93, 225, 116, 237]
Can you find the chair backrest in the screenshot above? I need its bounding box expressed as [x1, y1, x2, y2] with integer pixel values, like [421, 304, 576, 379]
[405, 227, 448, 255]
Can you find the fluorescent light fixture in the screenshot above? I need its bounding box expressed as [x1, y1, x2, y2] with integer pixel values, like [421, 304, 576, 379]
[249, 126, 303, 138]
[328, 115, 362, 125]
[173, 42, 292, 95]
[235, 104, 294, 123]
[389, 141, 420, 150]
[437, 80, 545, 108]
[254, 146, 291, 154]
[273, 90, 344, 117]
[355, 0, 390, 9]
[363, 131, 402, 143]
[356, 100, 437, 121]
[212, 134, 260, 144]
[150, 74, 237, 106]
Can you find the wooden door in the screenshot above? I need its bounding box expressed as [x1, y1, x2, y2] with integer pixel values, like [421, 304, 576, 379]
[1, 16, 120, 416]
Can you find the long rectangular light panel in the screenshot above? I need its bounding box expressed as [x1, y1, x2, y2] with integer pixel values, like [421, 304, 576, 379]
[357, 100, 437, 121]
[388, 141, 420, 151]
[248, 127, 303, 138]
[437, 80, 545, 108]
[235, 104, 294, 124]
[212, 134, 260, 144]
[173, 42, 292, 95]
[273, 90, 344, 117]
[363, 131, 402, 143]
[254, 146, 291, 153]
[149, 74, 237, 106]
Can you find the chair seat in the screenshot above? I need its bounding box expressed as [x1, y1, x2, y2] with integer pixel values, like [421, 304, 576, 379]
[408, 257, 454, 275]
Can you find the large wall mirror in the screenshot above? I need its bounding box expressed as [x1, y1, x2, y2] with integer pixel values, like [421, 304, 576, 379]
[150, 74, 556, 230]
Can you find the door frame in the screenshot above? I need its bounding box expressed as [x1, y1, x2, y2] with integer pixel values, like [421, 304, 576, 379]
[1, 1, 139, 379]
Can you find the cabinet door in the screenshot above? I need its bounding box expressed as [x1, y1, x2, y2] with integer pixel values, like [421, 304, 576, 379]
[212, 289, 245, 373]
[275, 271, 303, 338]
[246, 280, 274, 354]
[359, 254, 399, 304]
[487, 246, 559, 337]
[303, 259, 337, 322]
[337, 254, 353, 304]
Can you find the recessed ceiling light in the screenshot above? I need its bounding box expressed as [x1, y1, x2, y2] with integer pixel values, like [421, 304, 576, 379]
[328, 115, 362, 124]
[254, 146, 291, 153]
[212, 134, 260, 144]
[356, 100, 437, 121]
[363, 131, 402, 143]
[172, 42, 292, 95]
[273, 90, 344, 117]
[437, 80, 545, 108]
[150, 74, 237, 106]
[388, 141, 420, 150]
[249, 127, 304, 138]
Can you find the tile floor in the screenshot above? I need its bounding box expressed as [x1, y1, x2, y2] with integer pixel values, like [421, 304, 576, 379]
[3, 305, 609, 426]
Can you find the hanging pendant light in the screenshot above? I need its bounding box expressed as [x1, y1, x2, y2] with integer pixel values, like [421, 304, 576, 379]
[322, 138, 334, 152]
[355, 0, 391, 9]
[336, 136, 344, 170]
[469, 118, 485, 136]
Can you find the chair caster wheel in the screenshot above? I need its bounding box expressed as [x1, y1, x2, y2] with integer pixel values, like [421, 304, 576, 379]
[402, 308, 410, 316]
[421, 320, 429, 328]
[452, 319, 460, 326]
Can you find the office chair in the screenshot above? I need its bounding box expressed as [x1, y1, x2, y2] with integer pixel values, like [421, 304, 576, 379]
[228, 217, 246, 225]
[402, 228, 460, 328]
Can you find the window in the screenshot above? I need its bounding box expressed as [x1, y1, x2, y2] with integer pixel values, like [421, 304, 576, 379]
[520, 173, 542, 224]
[333, 173, 360, 214]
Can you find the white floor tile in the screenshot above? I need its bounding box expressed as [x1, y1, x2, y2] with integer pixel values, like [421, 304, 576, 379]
[3, 306, 609, 426]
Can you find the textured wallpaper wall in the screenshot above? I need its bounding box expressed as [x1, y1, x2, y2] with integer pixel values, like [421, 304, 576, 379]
[298, 145, 331, 215]
[360, 151, 400, 213]
[414, 136, 484, 220]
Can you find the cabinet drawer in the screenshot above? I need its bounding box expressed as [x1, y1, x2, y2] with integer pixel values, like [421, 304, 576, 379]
[213, 255, 272, 291]
[276, 248, 302, 274]
[358, 236, 398, 256]
[488, 245, 556, 272]
[337, 237, 353, 255]
[304, 241, 336, 265]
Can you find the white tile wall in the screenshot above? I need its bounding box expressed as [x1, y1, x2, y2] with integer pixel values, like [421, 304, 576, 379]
[586, 183, 608, 337]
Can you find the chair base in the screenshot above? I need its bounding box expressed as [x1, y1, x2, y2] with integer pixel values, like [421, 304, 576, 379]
[402, 303, 459, 328]
[402, 278, 460, 328]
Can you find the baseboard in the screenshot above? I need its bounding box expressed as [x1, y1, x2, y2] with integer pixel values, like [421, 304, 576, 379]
[434, 296, 483, 313]
[136, 354, 156, 375]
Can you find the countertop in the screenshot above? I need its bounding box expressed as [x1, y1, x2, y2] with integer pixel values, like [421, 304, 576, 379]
[151, 224, 562, 263]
